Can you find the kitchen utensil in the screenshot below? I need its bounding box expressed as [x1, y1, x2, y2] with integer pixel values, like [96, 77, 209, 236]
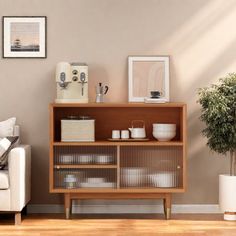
[64, 174, 78, 189]
[144, 97, 167, 103]
[148, 171, 178, 188]
[153, 131, 176, 141]
[55, 62, 88, 103]
[60, 154, 74, 164]
[150, 90, 162, 98]
[77, 154, 93, 164]
[128, 120, 146, 139]
[153, 123, 176, 131]
[87, 177, 105, 184]
[121, 130, 129, 139]
[95, 82, 109, 103]
[112, 130, 120, 139]
[95, 154, 113, 164]
[152, 123, 176, 141]
[121, 168, 146, 187]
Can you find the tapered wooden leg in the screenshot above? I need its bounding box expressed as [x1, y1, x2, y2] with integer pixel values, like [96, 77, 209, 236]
[64, 193, 71, 219]
[164, 194, 172, 220]
[163, 198, 166, 216]
[15, 212, 21, 225]
[166, 208, 171, 220]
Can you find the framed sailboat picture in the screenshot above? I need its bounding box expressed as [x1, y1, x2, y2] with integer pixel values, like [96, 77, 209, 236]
[2, 16, 47, 58]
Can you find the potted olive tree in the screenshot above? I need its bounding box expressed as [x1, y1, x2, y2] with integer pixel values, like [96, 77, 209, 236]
[198, 73, 236, 220]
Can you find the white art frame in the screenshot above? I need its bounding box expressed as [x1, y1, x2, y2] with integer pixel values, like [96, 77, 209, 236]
[128, 56, 170, 102]
[2, 16, 47, 58]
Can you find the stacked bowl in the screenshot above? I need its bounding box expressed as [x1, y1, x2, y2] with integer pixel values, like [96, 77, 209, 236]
[148, 171, 178, 188]
[121, 168, 146, 187]
[153, 123, 176, 141]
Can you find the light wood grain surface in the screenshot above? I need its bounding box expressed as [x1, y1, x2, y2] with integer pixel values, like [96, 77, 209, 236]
[0, 214, 236, 236]
[50, 102, 186, 108]
[49, 103, 187, 219]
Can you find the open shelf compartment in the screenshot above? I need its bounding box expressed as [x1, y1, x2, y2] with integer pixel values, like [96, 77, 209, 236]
[52, 105, 184, 142]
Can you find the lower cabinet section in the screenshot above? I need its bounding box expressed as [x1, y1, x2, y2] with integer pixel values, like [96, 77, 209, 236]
[53, 145, 183, 191]
[51, 144, 184, 219]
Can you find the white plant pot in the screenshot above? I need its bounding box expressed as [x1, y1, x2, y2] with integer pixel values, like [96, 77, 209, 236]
[219, 174, 236, 221]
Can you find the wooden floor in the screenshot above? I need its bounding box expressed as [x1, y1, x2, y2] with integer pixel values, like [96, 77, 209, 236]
[0, 214, 236, 235]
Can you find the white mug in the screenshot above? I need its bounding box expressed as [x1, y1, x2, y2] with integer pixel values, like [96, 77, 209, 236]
[121, 130, 129, 139]
[112, 130, 120, 139]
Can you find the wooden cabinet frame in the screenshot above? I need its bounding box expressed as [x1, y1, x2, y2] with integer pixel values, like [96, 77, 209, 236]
[49, 103, 187, 219]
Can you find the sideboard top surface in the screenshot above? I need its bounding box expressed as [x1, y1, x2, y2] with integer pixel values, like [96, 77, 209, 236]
[50, 102, 186, 108]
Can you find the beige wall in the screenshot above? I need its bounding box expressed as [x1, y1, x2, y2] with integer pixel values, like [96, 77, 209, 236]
[0, 0, 235, 205]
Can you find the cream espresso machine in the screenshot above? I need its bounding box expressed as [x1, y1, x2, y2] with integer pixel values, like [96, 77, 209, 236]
[55, 62, 88, 103]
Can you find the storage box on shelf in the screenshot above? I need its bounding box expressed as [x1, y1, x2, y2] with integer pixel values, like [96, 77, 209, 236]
[49, 103, 187, 220]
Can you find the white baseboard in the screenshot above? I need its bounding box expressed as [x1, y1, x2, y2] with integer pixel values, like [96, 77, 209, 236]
[27, 204, 221, 214]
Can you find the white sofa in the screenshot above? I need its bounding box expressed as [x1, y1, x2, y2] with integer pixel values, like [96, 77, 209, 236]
[0, 126, 31, 225]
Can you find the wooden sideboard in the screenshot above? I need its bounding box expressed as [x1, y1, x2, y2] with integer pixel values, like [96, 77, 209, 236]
[49, 103, 187, 219]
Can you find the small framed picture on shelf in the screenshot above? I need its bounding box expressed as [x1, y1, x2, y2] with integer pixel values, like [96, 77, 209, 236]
[2, 16, 47, 58]
[128, 56, 170, 102]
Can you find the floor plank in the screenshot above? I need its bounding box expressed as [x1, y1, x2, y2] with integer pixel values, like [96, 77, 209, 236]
[0, 214, 236, 236]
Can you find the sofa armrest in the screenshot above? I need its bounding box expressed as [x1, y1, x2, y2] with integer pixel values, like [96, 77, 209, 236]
[8, 145, 31, 211]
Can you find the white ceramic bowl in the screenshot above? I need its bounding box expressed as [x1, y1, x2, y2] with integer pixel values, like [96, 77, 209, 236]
[148, 171, 177, 188]
[153, 131, 176, 141]
[121, 168, 146, 187]
[122, 168, 146, 174]
[153, 123, 176, 131]
[77, 155, 93, 164]
[87, 177, 105, 184]
[121, 174, 144, 187]
[60, 154, 74, 164]
[95, 155, 113, 164]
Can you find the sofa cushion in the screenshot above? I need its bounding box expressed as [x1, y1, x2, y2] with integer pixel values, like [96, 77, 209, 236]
[0, 170, 9, 189]
[0, 137, 19, 170]
[0, 117, 16, 138]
